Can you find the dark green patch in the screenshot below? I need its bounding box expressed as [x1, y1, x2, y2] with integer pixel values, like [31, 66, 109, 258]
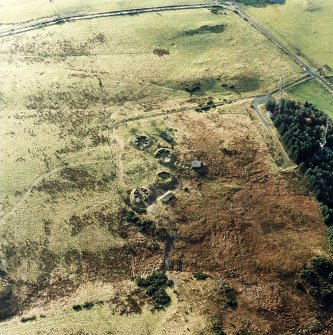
[235, 0, 285, 7]
[20, 315, 37, 323]
[184, 24, 225, 36]
[193, 272, 209, 280]
[136, 272, 171, 309]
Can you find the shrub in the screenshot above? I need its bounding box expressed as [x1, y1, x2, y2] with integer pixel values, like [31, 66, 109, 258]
[72, 304, 82, 311]
[328, 273, 333, 283]
[219, 283, 238, 308]
[212, 323, 227, 335]
[20, 315, 37, 323]
[308, 285, 333, 304]
[153, 288, 171, 308]
[328, 226, 333, 251]
[82, 301, 94, 310]
[311, 257, 333, 278]
[193, 272, 209, 280]
[136, 272, 171, 309]
[300, 269, 319, 286]
[320, 204, 333, 226]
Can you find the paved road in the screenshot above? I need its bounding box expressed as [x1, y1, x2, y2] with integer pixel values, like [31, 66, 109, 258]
[251, 75, 313, 129]
[232, 6, 333, 94]
[251, 94, 273, 129]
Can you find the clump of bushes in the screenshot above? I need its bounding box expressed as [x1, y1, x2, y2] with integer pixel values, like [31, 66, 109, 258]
[193, 272, 209, 280]
[185, 83, 201, 93]
[153, 48, 170, 57]
[211, 317, 227, 335]
[328, 226, 333, 253]
[311, 257, 333, 277]
[20, 315, 37, 323]
[212, 324, 227, 335]
[218, 278, 238, 308]
[298, 257, 333, 308]
[72, 304, 82, 312]
[122, 209, 171, 240]
[195, 99, 216, 112]
[72, 300, 103, 312]
[122, 209, 154, 234]
[136, 272, 171, 309]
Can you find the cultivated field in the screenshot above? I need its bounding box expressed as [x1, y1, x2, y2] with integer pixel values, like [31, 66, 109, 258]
[287, 79, 333, 119]
[244, 0, 333, 72]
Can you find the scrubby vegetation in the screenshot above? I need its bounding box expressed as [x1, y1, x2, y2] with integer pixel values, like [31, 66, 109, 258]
[236, 0, 285, 6]
[20, 315, 37, 323]
[218, 278, 238, 308]
[298, 257, 333, 308]
[122, 209, 171, 240]
[195, 99, 216, 112]
[184, 24, 225, 36]
[72, 300, 104, 312]
[136, 272, 171, 309]
[267, 99, 333, 233]
[193, 272, 209, 280]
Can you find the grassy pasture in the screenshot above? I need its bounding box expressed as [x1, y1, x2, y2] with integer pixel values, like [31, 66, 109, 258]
[244, 0, 333, 71]
[0, 0, 211, 31]
[287, 79, 333, 119]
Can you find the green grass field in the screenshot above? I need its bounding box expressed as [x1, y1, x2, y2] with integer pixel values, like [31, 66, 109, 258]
[287, 80, 333, 119]
[244, 0, 333, 71]
[0, 0, 210, 31]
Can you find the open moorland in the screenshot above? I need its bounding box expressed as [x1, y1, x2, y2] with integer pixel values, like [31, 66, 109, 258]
[0, 102, 331, 334]
[0, 1, 332, 335]
[0, 8, 303, 212]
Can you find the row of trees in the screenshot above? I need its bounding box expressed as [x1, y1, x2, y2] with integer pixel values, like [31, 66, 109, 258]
[266, 99, 333, 228]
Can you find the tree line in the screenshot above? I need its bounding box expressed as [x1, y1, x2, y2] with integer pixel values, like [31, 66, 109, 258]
[266, 99, 333, 234]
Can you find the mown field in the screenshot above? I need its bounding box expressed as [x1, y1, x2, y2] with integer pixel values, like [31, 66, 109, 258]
[287, 79, 333, 119]
[244, 0, 333, 71]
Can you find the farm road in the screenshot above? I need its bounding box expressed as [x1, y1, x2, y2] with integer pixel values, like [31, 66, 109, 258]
[231, 5, 333, 94]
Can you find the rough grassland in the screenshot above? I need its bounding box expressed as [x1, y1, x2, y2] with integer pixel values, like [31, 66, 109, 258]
[287, 79, 333, 119]
[0, 9, 303, 208]
[0, 102, 329, 334]
[0, 6, 330, 335]
[244, 0, 333, 71]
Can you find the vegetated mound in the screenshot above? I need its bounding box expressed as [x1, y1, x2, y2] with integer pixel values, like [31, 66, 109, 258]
[183, 24, 225, 36]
